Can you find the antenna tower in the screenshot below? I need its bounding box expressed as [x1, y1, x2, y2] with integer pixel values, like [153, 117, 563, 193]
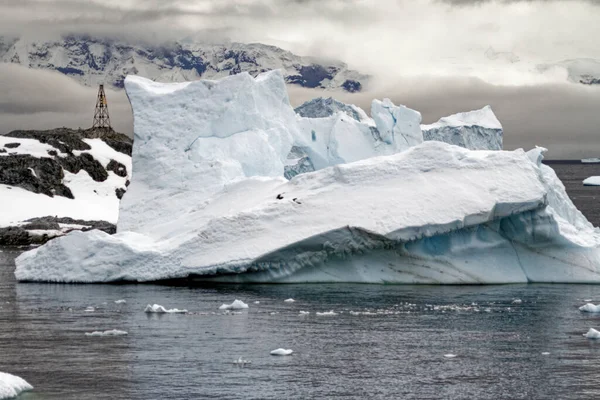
[92, 84, 111, 130]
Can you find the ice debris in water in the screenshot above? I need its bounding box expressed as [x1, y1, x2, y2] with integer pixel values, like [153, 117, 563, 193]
[270, 348, 293, 356]
[444, 354, 457, 358]
[316, 310, 338, 316]
[219, 300, 249, 310]
[299, 311, 310, 315]
[541, 352, 550, 356]
[84, 306, 95, 312]
[254, 301, 260, 304]
[144, 304, 188, 314]
[579, 303, 600, 313]
[85, 329, 128, 337]
[114, 299, 126, 304]
[284, 298, 295, 303]
[512, 299, 522, 304]
[583, 328, 600, 339]
[233, 357, 251, 365]
[0, 371, 33, 399]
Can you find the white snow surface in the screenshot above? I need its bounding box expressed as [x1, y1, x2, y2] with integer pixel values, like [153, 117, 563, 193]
[219, 300, 249, 310]
[0, 372, 33, 399]
[583, 176, 600, 186]
[14, 71, 600, 284]
[421, 106, 503, 150]
[144, 304, 188, 314]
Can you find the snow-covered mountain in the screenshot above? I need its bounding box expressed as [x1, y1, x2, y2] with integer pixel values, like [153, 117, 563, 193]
[537, 58, 600, 85]
[0, 35, 367, 92]
[0, 128, 132, 244]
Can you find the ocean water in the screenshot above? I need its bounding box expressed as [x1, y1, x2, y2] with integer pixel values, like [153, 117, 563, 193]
[1, 162, 600, 400]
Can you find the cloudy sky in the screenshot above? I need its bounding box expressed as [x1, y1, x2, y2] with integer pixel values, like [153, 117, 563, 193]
[1, 0, 600, 158]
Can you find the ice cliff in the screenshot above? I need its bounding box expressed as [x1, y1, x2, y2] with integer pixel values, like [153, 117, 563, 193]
[14, 71, 600, 284]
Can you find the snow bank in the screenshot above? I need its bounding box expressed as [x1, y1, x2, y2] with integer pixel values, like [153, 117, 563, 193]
[85, 329, 128, 336]
[0, 372, 33, 399]
[270, 348, 293, 356]
[144, 304, 187, 313]
[421, 106, 503, 150]
[219, 300, 249, 310]
[583, 176, 600, 186]
[579, 303, 600, 312]
[14, 71, 600, 284]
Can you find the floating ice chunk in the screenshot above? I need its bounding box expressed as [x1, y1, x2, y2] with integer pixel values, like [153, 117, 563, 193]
[233, 357, 251, 365]
[579, 303, 600, 313]
[254, 301, 260, 304]
[444, 354, 457, 358]
[284, 298, 295, 303]
[270, 348, 293, 356]
[114, 299, 126, 304]
[316, 310, 338, 316]
[541, 352, 550, 355]
[299, 311, 310, 315]
[85, 329, 128, 337]
[583, 328, 600, 339]
[84, 306, 95, 312]
[512, 299, 522, 304]
[0, 371, 33, 399]
[583, 176, 600, 186]
[144, 304, 188, 314]
[219, 300, 249, 310]
[584, 299, 593, 302]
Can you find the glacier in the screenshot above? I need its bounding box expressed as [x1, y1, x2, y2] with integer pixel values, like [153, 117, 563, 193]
[14, 70, 600, 284]
[421, 106, 503, 151]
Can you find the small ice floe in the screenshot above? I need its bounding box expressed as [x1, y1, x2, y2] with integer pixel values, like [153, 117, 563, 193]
[299, 311, 310, 315]
[84, 307, 95, 312]
[541, 352, 550, 356]
[579, 303, 600, 313]
[144, 304, 188, 314]
[583, 328, 600, 339]
[85, 329, 128, 337]
[284, 299, 295, 303]
[254, 301, 260, 304]
[270, 348, 293, 356]
[114, 300, 126, 304]
[584, 299, 593, 302]
[0, 371, 33, 399]
[269, 312, 279, 315]
[219, 300, 249, 310]
[512, 299, 522, 304]
[443, 354, 457, 358]
[233, 357, 251, 366]
[316, 310, 337, 316]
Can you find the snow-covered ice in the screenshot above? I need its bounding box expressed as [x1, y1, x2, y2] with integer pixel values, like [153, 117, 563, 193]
[579, 303, 600, 312]
[421, 106, 503, 151]
[0, 372, 33, 399]
[84, 306, 95, 312]
[444, 354, 457, 358]
[583, 176, 600, 186]
[316, 311, 338, 316]
[114, 299, 126, 304]
[144, 304, 188, 314]
[284, 299, 295, 303]
[299, 311, 310, 315]
[541, 352, 550, 355]
[270, 348, 293, 356]
[85, 329, 128, 336]
[583, 328, 600, 339]
[14, 71, 600, 284]
[219, 300, 249, 310]
[512, 299, 522, 304]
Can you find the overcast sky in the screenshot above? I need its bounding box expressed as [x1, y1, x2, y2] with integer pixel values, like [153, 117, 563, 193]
[1, 0, 600, 158]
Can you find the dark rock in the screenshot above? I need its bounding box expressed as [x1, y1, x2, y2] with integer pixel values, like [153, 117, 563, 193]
[107, 159, 128, 177]
[0, 226, 32, 246]
[0, 155, 74, 198]
[342, 79, 362, 93]
[115, 187, 126, 199]
[0, 149, 6, 153]
[4, 142, 20, 148]
[47, 150, 57, 156]
[58, 153, 108, 182]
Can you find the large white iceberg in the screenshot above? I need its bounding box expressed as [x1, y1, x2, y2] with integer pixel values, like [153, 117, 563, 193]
[421, 106, 503, 150]
[14, 71, 600, 284]
[0, 372, 33, 399]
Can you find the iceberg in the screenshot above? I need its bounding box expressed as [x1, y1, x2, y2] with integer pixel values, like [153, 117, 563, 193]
[579, 303, 600, 312]
[218, 300, 249, 310]
[270, 348, 293, 356]
[13, 70, 600, 284]
[421, 106, 503, 150]
[0, 372, 33, 399]
[144, 304, 188, 314]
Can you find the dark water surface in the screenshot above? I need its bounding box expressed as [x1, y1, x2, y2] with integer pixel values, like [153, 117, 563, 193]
[1, 163, 600, 400]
